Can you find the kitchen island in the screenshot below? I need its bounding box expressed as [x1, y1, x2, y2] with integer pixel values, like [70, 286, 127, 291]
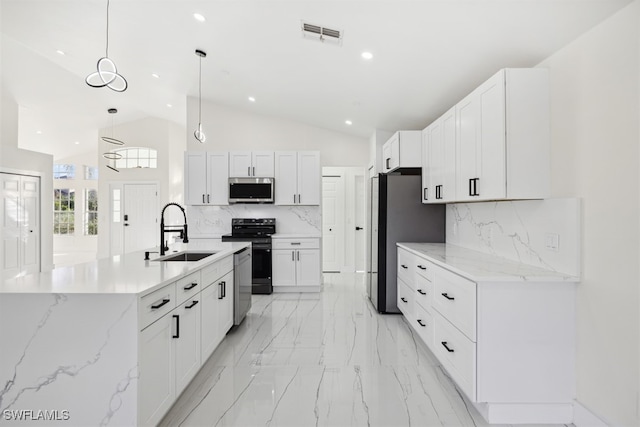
[0, 241, 250, 426]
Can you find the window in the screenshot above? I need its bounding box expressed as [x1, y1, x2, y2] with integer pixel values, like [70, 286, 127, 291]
[84, 166, 99, 180]
[111, 147, 158, 169]
[84, 189, 98, 235]
[53, 164, 75, 179]
[112, 189, 121, 223]
[54, 189, 75, 234]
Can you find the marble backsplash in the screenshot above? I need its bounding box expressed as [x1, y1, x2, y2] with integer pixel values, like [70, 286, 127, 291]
[187, 205, 321, 237]
[446, 198, 581, 277]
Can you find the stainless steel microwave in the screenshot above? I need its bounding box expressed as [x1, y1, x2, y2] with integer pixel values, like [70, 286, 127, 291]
[228, 177, 274, 204]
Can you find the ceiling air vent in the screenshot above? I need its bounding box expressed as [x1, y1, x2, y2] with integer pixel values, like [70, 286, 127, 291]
[301, 21, 343, 46]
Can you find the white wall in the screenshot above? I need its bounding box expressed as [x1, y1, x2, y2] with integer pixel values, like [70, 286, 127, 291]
[186, 97, 368, 165]
[96, 117, 185, 258]
[537, 2, 639, 425]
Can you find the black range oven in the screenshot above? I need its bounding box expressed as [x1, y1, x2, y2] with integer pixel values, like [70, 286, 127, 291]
[222, 218, 275, 295]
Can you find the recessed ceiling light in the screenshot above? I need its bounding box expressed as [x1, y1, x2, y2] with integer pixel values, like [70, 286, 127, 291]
[151, 73, 160, 79]
[248, 97, 256, 102]
[36, 130, 42, 134]
[56, 50, 65, 56]
[74, 141, 80, 145]
[166, 103, 173, 108]
[193, 13, 206, 22]
[361, 51, 373, 60]
[345, 120, 353, 125]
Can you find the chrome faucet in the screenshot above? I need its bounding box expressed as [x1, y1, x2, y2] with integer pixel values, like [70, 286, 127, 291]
[160, 202, 189, 255]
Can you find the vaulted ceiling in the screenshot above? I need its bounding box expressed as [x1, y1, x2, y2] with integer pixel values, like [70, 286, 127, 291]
[1, 0, 632, 159]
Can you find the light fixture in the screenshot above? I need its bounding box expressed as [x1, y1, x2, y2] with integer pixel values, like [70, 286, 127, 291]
[56, 50, 65, 56]
[85, 0, 128, 92]
[194, 49, 207, 143]
[248, 96, 256, 102]
[36, 130, 43, 134]
[193, 13, 206, 22]
[151, 73, 160, 79]
[101, 108, 125, 145]
[361, 51, 373, 60]
[166, 103, 173, 108]
[74, 141, 80, 145]
[345, 120, 353, 125]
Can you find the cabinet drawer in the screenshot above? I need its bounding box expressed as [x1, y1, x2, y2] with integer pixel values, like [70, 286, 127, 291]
[434, 312, 476, 401]
[414, 303, 434, 349]
[414, 259, 433, 281]
[397, 278, 414, 320]
[201, 255, 233, 288]
[397, 248, 413, 285]
[139, 283, 176, 330]
[272, 238, 319, 249]
[176, 271, 202, 305]
[414, 274, 432, 311]
[432, 266, 477, 341]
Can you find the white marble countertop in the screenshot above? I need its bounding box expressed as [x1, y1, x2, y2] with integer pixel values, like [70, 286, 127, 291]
[0, 241, 251, 295]
[271, 233, 321, 239]
[397, 242, 579, 282]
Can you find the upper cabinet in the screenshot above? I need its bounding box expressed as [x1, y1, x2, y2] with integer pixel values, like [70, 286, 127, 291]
[455, 68, 550, 202]
[229, 151, 274, 177]
[422, 106, 456, 204]
[381, 131, 422, 173]
[274, 151, 320, 206]
[185, 151, 229, 205]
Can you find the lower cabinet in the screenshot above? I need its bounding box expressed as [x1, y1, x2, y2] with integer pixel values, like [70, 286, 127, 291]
[272, 238, 321, 288]
[396, 245, 576, 424]
[138, 255, 235, 426]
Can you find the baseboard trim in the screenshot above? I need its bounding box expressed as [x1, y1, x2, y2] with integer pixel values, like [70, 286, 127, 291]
[573, 400, 609, 427]
[473, 402, 573, 424]
[272, 286, 320, 293]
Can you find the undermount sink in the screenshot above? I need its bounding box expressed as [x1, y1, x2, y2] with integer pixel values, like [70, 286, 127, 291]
[155, 251, 217, 262]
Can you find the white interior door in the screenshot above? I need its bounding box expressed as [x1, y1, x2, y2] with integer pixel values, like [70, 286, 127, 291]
[1, 173, 40, 279]
[354, 175, 365, 272]
[123, 184, 158, 254]
[322, 175, 344, 272]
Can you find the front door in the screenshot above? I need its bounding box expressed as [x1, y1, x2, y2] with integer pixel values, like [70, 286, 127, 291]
[322, 175, 344, 272]
[123, 184, 158, 254]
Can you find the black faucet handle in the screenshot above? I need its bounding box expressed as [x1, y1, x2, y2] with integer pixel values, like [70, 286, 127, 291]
[144, 251, 159, 260]
[183, 224, 189, 243]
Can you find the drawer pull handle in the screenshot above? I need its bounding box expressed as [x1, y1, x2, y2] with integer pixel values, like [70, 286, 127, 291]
[184, 282, 198, 290]
[185, 300, 199, 309]
[441, 341, 454, 352]
[441, 293, 455, 301]
[401, 264, 408, 269]
[151, 299, 170, 310]
[417, 319, 426, 327]
[417, 289, 426, 295]
[291, 242, 301, 245]
[417, 265, 427, 270]
[400, 297, 407, 303]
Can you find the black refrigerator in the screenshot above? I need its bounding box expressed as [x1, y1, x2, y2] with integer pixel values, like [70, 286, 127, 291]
[367, 173, 445, 313]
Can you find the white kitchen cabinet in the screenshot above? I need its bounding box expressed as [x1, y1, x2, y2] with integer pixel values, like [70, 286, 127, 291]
[272, 238, 321, 288]
[200, 265, 233, 361]
[396, 243, 576, 424]
[422, 106, 456, 204]
[455, 68, 550, 202]
[217, 270, 234, 339]
[184, 151, 229, 205]
[381, 131, 422, 173]
[174, 297, 201, 395]
[229, 151, 274, 177]
[200, 278, 221, 362]
[139, 311, 175, 426]
[274, 151, 320, 205]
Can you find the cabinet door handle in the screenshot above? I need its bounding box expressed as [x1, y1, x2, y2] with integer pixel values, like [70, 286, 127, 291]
[173, 315, 180, 339]
[207, 194, 210, 203]
[293, 194, 296, 204]
[151, 298, 170, 310]
[400, 297, 407, 303]
[417, 265, 427, 270]
[298, 194, 301, 204]
[184, 282, 198, 291]
[401, 264, 408, 269]
[423, 188, 428, 200]
[417, 319, 426, 327]
[202, 194, 205, 203]
[474, 178, 480, 196]
[436, 185, 442, 200]
[186, 300, 199, 309]
[417, 289, 426, 295]
[468, 178, 473, 197]
[291, 242, 301, 245]
[218, 282, 223, 300]
[441, 341, 454, 353]
[297, 251, 300, 261]
[253, 166, 255, 176]
[292, 251, 295, 261]
[222, 281, 226, 298]
[386, 158, 390, 169]
[441, 292, 455, 301]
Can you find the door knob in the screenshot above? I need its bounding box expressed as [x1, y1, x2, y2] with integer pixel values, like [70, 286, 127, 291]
[124, 223, 130, 227]
[355, 227, 363, 230]
[329, 228, 332, 231]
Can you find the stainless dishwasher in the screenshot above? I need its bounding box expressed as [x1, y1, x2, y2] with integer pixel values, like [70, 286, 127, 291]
[234, 247, 252, 325]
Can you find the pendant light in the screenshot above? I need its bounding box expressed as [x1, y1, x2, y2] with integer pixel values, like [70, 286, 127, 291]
[194, 49, 207, 143]
[85, 0, 128, 92]
[102, 108, 124, 172]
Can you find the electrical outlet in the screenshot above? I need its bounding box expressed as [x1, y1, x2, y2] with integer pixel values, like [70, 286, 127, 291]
[545, 233, 560, 252]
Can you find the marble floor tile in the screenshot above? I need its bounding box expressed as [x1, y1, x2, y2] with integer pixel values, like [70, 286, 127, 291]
[160, 273, 571, 427]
